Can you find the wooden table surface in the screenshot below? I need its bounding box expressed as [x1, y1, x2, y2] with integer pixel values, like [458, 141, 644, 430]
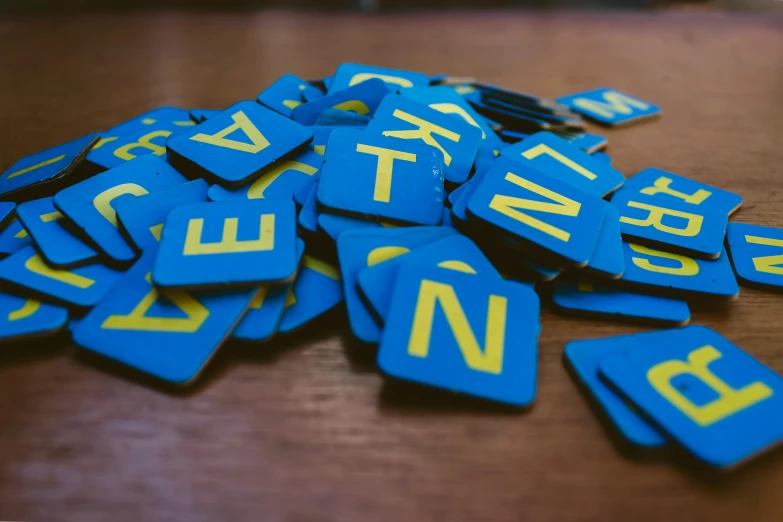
[1, 10, 783, 522]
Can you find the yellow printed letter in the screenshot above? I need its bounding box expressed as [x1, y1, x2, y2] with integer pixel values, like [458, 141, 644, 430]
[572, 91, 650, 119]
[647, 345, 773, 427]
[639, 176, 711, 205]
[183, 214, 275, 255]
[246, 161, 319, 199]
[24, 254, 95, 288]
[114, 130, 170, 161]
[383, 110, 460, 166]
[93, 183, 149, 227]
[521, 144, 597, 181]
[408, 280, 506, 374]
[190, 111, 270, 154]
[745, 235, 783, 275]
[488, 172, 581, 242]
[349, 73, 413, 89]
[355, 144, 417, 203]
[620, 202, 703, 237]
[629, 243, 699, 276]
[102, 274, 209, 333]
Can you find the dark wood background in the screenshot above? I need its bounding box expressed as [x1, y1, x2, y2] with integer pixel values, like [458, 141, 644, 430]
[1, 11, 782, 522]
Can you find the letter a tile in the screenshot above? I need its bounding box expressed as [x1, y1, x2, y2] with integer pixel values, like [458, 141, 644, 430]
[167, 101, 313, 187]
[598, 326, 783, 469]
[54, 155, 187, 265]
[378, 264, 540, 407]
[153, 199, 297, 289]
[73, 249, 257, 386]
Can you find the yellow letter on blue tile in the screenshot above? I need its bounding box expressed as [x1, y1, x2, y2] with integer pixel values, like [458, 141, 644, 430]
[167, 101, 313, 187]
[329, 63, 429, 93]
[0, 292, 68, 344]
[598, 326, 783, 469]
[619, 242, 738, 299]
[291, 79, 392, 126]
[467, 157, 605, 267]
[73, 249, 257, 386]
[54, 155, 187, 265]
[365, 94, 482, 185]
[207, 150, 323, 203]
[0, 245, 123, 310]
[153, 199, 298, 289]
[16, 197, 99, 268]
[500, 131, 624, 198]
[378, 264, 540, 407]
[257, 74, 325, 117]
[0, 133, 99, 200]
[317, 129, 445, 225]
[557, 88, 661, 127]
[726, 223, 783, 291]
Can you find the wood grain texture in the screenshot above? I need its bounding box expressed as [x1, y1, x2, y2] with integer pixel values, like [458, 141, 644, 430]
[1, 10, 783, 522]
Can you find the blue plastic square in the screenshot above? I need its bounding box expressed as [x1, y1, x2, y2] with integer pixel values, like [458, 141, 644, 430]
[560, 132, 608, 154]
[88, 107, 195, 170]
[592, 151, 612, 164]
[153, 199, 298, 289]
[232, 239, 305, 342]
[291, 79, 392, 126]
[598, 326, 783, 469]
[552, 281, 690, 326]
[365, 94, 482, 185]
[17, 197, 99, 268]
[208, 150, 322, 203]
[467, 157, 605, 267]
[500, 132, 625, 198]
[0, 292, 68, 344]
[584, 203, 625, 279]
[115, 179, 210, 252]
[378, 264, 540, 407]
[0, 202, 15, 229]
[167, 101, 313, 187]
[619, 242, 739, 299]
[73, 249, 257, 386]
[622, 167, 743, 216]
[293, 174, 318, 208]
[564, 336, 666, 450]
[54, 155, 187, 264]
[336, 227, 457, 343]
[329, 63, 429, 93]
[317, 213, 383, 242]
[0, 133, 99, 199]
[0, 245, 123, 309]
[278, 255, 343, 333]
[357, 234, 500, 324]
[613, 191, 727, 260]
[298, 183, 318, 234]
[316, 129, 445, 225]
[257, 73, 325, 117]
[557, 87, 661, 127]
[401, 86, 504, 149]
[0, 218, 32, 258]
[726, 223, 783, 291]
